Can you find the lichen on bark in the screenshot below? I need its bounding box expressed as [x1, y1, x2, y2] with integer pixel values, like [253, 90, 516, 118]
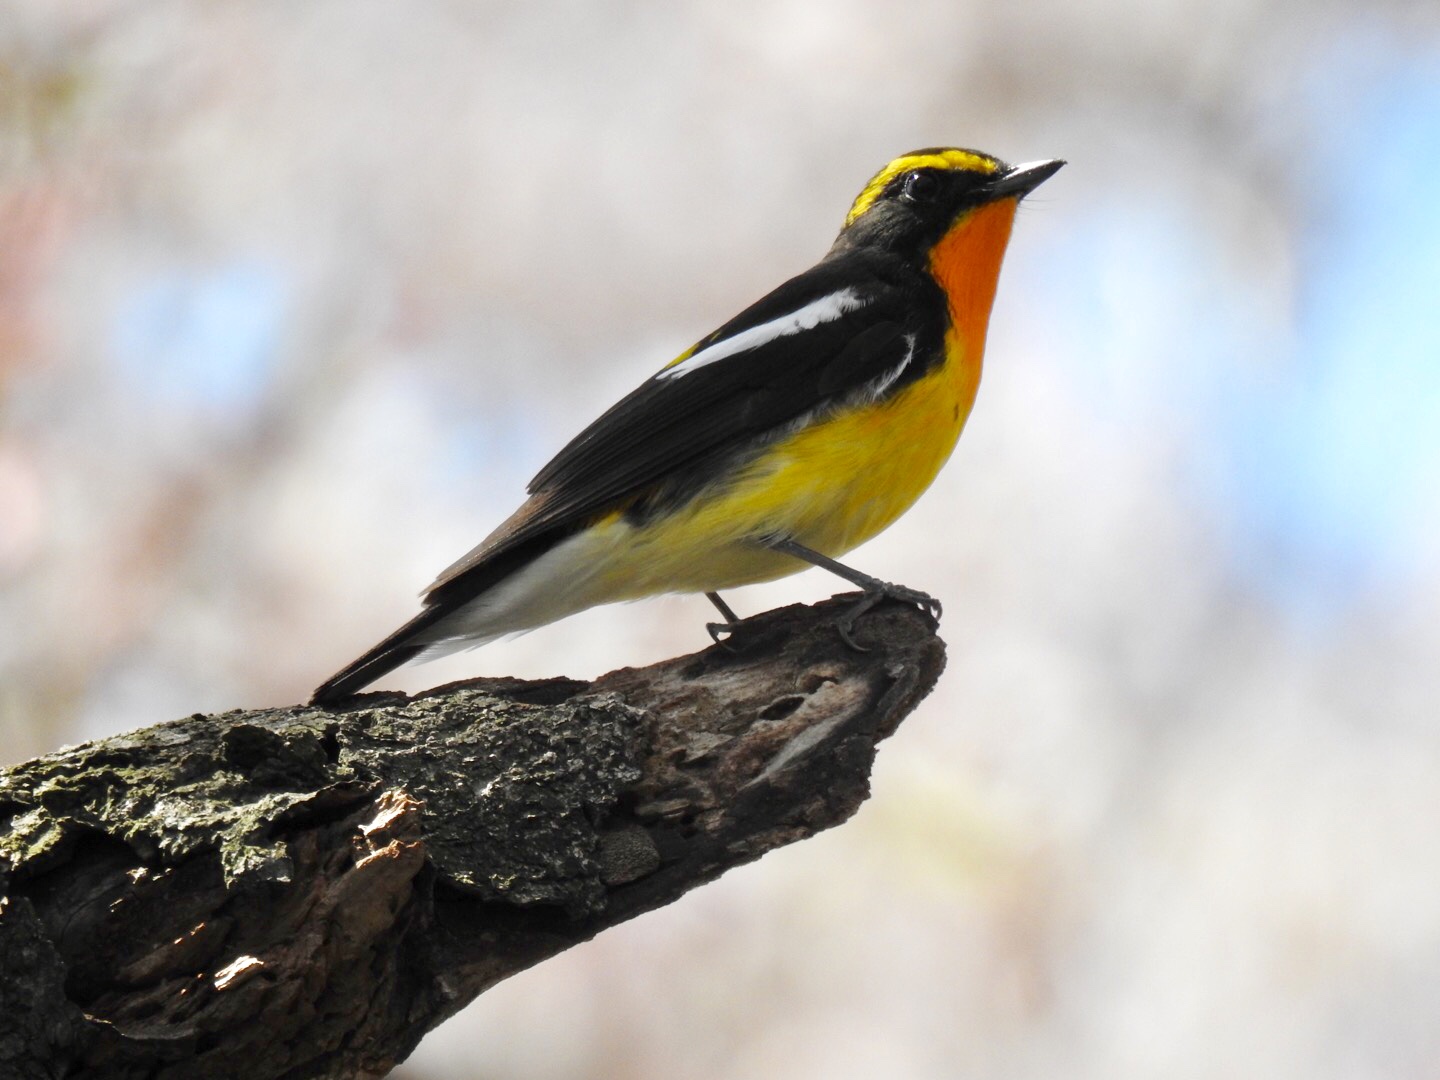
[0, 597, 945, 1080]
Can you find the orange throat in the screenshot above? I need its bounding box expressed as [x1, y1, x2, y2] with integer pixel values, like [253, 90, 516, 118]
[926, 197, 1019, 370]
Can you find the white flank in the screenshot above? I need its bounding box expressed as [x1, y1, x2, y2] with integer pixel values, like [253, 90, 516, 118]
[410, 528, 618, 660]
[658, 287, 869, 380]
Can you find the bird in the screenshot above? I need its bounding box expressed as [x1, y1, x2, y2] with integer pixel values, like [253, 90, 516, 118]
[311, 147, 1063, 704]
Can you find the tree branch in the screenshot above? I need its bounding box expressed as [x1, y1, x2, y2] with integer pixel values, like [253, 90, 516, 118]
[0, 598, 945, 1079]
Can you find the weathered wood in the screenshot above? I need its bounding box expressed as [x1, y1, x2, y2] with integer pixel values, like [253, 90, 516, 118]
[0, 598, 945, 1079]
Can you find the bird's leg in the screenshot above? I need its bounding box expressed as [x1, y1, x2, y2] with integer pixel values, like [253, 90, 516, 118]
[704, 590, 743, 648]
[763, 536, 942, 651]
[706, 591, 740, 624]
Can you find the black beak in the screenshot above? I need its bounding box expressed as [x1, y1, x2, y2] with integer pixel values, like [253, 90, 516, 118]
[988, 158, 1065, 199]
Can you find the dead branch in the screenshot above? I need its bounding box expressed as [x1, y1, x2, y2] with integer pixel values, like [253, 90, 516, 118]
[0, 598, 944, 1079]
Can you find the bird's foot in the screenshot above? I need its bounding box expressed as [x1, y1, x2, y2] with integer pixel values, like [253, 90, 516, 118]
[834, 582, 942, 652]
[703, 591, 745, 651]
[705, 619, 744, 652]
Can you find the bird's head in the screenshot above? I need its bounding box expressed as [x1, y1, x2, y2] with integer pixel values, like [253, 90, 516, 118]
[837, 148, 1063, 259]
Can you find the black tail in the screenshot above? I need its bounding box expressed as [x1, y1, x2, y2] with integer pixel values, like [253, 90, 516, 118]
[309, 526, 577, 706]
[310, 604, 453, 705]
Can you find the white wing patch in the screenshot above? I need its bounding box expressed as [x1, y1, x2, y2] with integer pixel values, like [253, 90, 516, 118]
[866, 333, 916, 399]
[657, 287, 869, 380]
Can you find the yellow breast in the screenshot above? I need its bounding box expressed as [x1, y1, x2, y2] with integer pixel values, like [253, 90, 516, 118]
[735, 335, 980, 556]
[582, 331, 975, 596]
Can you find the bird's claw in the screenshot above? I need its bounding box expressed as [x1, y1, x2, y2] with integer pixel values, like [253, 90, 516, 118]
[885, 583, 942, 623]
[834, 582, 942, 652]
[706, 620, 743, 652]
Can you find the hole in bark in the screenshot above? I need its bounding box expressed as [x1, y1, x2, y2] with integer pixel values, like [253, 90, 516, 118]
[758, 695, 805, 721]
[319, 723, 341, 763]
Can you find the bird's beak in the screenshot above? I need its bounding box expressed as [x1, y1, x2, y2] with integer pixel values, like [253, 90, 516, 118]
[987, 158, 1065, 199]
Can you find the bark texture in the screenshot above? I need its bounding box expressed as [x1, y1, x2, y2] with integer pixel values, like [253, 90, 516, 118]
[0, 598, 945, 1079]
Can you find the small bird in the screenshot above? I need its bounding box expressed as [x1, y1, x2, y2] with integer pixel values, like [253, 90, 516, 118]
[312, 148, 1062, 704]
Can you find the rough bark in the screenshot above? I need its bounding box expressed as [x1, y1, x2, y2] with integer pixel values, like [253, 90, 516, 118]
[0, 598, 945, 1079]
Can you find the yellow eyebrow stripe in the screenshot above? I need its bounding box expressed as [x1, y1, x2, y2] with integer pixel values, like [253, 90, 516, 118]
[844, 149, 1000, 227]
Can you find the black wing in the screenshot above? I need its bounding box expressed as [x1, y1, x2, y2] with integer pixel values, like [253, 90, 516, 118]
[520, 260, 929, 533]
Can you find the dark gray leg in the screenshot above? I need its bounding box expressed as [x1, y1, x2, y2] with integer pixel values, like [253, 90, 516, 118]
[763, 537, 942, 650]
[705, 591, 739, 624]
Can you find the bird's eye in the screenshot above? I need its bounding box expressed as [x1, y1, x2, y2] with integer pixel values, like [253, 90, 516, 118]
[901, 170, 940, 203]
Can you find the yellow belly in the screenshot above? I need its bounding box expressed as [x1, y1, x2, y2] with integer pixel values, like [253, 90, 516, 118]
[592, 330, 981, 597]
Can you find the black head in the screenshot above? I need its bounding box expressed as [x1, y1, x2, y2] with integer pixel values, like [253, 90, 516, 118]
[837, 147, 1063, 258]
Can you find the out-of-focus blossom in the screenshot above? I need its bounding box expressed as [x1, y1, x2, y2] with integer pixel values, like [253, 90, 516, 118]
[2, 2, 1439, 1078]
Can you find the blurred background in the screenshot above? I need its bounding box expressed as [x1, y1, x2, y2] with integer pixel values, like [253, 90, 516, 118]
[3, 0, 1440, 1076]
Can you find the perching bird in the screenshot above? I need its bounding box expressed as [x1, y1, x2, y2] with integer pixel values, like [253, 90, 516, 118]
[312, 148, 1062, 704]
